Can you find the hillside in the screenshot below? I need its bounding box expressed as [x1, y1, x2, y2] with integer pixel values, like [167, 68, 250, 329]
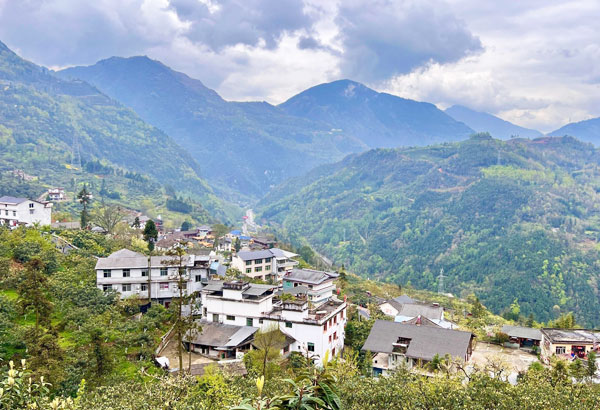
[445, 105, 542, 139]
[259, 134, 600, 326]
[58, 57, 366, 201]
[279, 80, 474, 148]
[0, 40, 235, 224]
[549, 117, 600, 144]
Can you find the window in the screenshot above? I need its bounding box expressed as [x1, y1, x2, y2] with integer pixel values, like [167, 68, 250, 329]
[246, 260, 252, 266]
[12, 211, 16, 216]
[29, 209, 34, 214]
[159, 282, 169, 290]
[341, 310, 344, 319]
[227, 315, 235, 321]
[307, 342, 315, 352]
[122, 284, 131, 292]
[141, 269, 148, 277]
[324, 322, 328, 332]
[246, 318, 253, 327]
[328, 335, 332, 343]
[556, 346, 566, 355]
[283, 345, 289, 354]
[123, 269, 130, 278]
[246, 268, 251, 274]
[285, 322, 293, 328]
[334, 315, 337, 324]
[333, 331, 337, 340]
[160, 267, 168, 276]
[29, 203, 34, 208]
[264, 257, 272, 263]
[141, 283, 147, 291]
[103, 269, 111, 278]
[332, 347, 336, 356]
[179, 283, 187, 290]
[265, 265, 271, 271]
[255, 266, 262, 272]
[102, 284, 112, 292]
[195, 275, 202, 282]
[259, 319, 264, 324]
[255, 259, 263, 264]
[213, 314, 220, 322]
[203, 307, 207, 316]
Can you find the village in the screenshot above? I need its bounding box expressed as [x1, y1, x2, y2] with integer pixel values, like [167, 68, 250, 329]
[2, 193, 600, 383]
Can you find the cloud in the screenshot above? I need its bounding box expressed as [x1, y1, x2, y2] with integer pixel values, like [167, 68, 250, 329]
[335, 0, 482, 83]
[168, 0, 315, 50]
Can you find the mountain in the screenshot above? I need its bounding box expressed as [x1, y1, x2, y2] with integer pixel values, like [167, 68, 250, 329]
[549, 117, 600, 144]
[58, 58, 366, 201]
[445, 105, 543, 139]
[278, 80, 474, 148]
[258, 134, 600, 326]
[0, 40, 233, 223]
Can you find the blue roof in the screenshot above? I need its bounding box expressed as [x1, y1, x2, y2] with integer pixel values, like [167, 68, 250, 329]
[230, 230, 242, 236]
[240, 235, 251, 240]
[210, 261, 220, 270]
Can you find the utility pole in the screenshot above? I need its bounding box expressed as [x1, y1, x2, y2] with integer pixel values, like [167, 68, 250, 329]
[147, 238, 154, 302]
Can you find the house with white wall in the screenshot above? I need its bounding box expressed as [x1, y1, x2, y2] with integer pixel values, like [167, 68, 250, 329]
[201, 280, 347, 364]
[95, 249, 213, 306]
[0, 196, 52, 227]
[231, 248, 299, 281]
[282, 268, 338, 304]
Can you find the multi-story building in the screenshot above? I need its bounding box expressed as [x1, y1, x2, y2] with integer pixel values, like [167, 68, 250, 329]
[47, 188, 66, 201]
[95, 249, 213, 306]
[0, 196, 52, 227]
[282, 268, 338, 304]
[201, 280, 347, 364]
[231, 248, 299, 281]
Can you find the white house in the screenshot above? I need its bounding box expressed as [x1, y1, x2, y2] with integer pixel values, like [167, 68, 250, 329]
[201, 280, 347, 364]
[47, 188, 66, 201]
[231, 248, 299, 281]
[281, 268, 338, 304]
[0, 196, 52, 227]
[95, 249, 214, 306]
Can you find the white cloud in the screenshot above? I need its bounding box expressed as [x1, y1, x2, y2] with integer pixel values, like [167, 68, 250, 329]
[0, 0, 598, 130]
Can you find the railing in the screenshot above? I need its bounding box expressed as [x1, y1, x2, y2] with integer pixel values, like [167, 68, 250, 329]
[155, 323, 177, 356]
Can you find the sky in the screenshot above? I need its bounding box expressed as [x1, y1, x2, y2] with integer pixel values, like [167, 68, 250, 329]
[0, 0, 598, 132]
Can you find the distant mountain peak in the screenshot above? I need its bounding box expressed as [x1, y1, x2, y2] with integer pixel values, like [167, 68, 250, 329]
[549, 117, 600, 145]
[445, 104, 542, 140]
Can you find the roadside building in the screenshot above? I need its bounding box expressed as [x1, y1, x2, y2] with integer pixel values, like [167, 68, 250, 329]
[0, 196, 52, 227]
[540, 328, 600, 361]
[362, 320, 475, 376]
[282, 268, 338, 304]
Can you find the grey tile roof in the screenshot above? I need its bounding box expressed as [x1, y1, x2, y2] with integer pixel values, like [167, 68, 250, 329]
[95, 250, 194, 269]
[0, 196, 27, 204]
[184, 320, 258, 348]
[284, 268, 338, 285]
[203, 281, 224, 292]
[397, 303, 443, 321]
[362, 320, 473, 361]
[243, 284, 276, 297]
[393, 295, 416, 304]
[236, 249, 275, 261]
[501, 325, 542, 341]
[281, 285, 310, 296]
[541, 328, 600, 344]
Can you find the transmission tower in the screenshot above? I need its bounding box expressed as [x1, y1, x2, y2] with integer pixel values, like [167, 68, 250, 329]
[437, 268, 445, 295]
[70, 133, 81, 170]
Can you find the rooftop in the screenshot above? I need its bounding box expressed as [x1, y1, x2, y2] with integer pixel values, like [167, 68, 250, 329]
[0, 196, 27, 204]
[541, 328, 600, 344]
[95, 249, 195, 269]
[183, 320, 258, 348]
[396, 303, 443, 321]
[284, 268, 338, 285]
[501, 325, 542, 341]
[362, 320, 473, 361]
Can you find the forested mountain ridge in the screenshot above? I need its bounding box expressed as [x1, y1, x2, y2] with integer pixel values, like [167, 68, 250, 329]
[445, 105, 543, 139]
[58, 57, 367, 201]
[259, 134, 600, 326]
[0, 40, 234, 223]
[550, 117, 600, 145]
[279, 79, 475, 148]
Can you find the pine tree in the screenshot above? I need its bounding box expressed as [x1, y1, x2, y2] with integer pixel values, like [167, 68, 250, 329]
[17, 258, 53, 330]
[143, 220, 158, 251]
[77, 184, 92, 229]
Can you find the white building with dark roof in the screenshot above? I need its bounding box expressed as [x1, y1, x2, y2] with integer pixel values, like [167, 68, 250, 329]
[0, 196, 52, 227]
[362, 320, 475, 376]
[282, 268, 338, 303]
[231, 248, 298, 281]
[95, 249, 215, 305]
[183, 320, 257, 360]
[201, 280, 347, 364]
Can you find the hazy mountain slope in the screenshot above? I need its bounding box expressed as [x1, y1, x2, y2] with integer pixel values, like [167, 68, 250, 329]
[549, 117, 600, 144]
[58, 58, 366, 201]
[259, 134, 600, 326]
[0, 40, 233, 222]
[445, 105, 542, 139]
[278, 80, 474, 148]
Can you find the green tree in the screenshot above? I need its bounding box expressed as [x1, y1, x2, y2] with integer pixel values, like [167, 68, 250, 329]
[132, 216, 141, 228]
[143, 219, 158, 252]
[91, 203, 125, 234]
[234, 237, 241, 253]
[587, 350, 597, 380]
[77, 184, 92, 229]
[247, 327, 285, 379]
[17, 258, 53, 330]
[181, 221, 192, 231]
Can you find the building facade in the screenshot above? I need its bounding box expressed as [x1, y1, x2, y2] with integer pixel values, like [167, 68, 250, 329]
[540, 328, 600, 361]
[0, 196, 52, 227]
[282, 268, 338, 304]
[95, 249, 213, 305]
[231, 248, 299, 281]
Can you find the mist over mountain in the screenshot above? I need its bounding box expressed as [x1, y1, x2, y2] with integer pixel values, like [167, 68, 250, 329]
[549, 117, 600, 145]
[279, 80, 474, 148]
[445, 105, 543, 139]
